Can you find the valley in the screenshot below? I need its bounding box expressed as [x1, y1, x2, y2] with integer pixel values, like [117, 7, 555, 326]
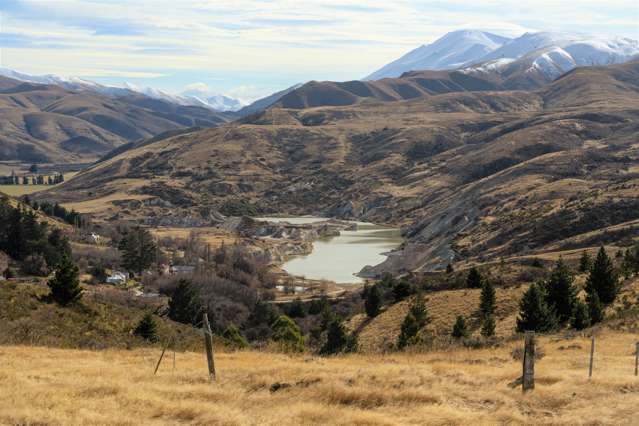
[37, 60, 639, 275]
[2, 13, 639, 425]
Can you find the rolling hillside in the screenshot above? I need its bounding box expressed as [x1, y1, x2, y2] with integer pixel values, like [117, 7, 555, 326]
[0, 76, 236, 164]
[39, 61, 639, 273]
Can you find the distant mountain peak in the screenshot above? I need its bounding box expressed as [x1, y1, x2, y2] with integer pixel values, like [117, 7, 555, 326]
[365, 29, 639, 82]
[364, 29, 511, 80]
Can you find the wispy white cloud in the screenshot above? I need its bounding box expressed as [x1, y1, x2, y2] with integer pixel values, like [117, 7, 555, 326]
[1, 0, 637, 101]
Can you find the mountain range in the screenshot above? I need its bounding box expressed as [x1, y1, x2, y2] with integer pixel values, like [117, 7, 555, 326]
[0, 68, 245, 112]
[365, 30, 639, 81]
[0, 75, 236, 163]
[40, 59, 639, 274]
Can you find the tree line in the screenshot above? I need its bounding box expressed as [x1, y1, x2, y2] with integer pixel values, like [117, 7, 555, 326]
[0, 196, 72, 277]
[0, 174, 65, 185]
[22, 197, 84, 228]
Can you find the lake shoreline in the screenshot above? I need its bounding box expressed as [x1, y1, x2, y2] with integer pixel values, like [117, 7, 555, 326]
[255, 216, 403, 285]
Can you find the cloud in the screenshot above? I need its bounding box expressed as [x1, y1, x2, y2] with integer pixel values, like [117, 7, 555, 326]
[1, 0, 637, 95]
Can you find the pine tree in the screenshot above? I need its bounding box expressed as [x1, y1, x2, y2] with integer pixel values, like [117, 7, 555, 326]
[168, 279, 203, 325]
[479, 280, 496, 319]
[397, 295, 428, 349]
[451, 315, 468, 339]
[409, 294, 428, 326]
[118, 227, 157, 275]
[287, 298, 306, 318]
[392, 280, 412, 302]
[364, 284, 381, 318]
[222, 324, 249, 349]
[466, 267, 483, 289]
[320, 316, 357, 355]
[134, 313, 158, 342]
[397, 312, 420, 349]
[271, 315, 304, 352]
[585, 247, 619, 305]
[545, 258, 577, 323]
[579, 250, 592, 273]
[516, 283, 557, 333]
[481, 315, 496, 337]
[587, 292, 604, 325]
[571, 300, 590, 330]
[47, 255, 82, 306]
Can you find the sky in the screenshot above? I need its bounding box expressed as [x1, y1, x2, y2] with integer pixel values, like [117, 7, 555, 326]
[1, 0, 638, 103]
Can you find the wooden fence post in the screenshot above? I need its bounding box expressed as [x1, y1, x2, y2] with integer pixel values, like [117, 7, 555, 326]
[203, 313, 216, 381]
[588, 336, 595, 378]
[635, 342, 638, 377]
[154, 345, 167, 375]
[522, 331, 535, 392]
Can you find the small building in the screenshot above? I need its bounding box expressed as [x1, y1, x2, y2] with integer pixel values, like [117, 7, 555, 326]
[170, 265, 196, 275]
[106, 271, 128, 285]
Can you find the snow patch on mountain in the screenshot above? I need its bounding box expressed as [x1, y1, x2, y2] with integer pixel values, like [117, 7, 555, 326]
[0, 68, 244, 112]
[367, 30, 639, 82]
[365, 30, 511, 80]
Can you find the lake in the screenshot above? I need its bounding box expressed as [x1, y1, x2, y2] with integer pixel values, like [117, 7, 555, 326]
[258, 217, 403, 283]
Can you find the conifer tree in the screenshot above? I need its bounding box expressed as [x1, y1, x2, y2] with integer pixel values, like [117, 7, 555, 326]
[47, 255, 82, 306]
[571, 300, 590, 330]
[545, 258, 577, 323]
[481, 314, 496, 337]
[364, 284, 381, 318]
[320, 316, 357, 355]
[451, 315, 469, 339]
[271, 315, 304, 352]
[392, 280, 412, 302]
[466, 267, 483, 288]
[397, 295, 428, 349]
[587, 292, 604, 325]
[134, 313, 158, 342]
[479, 280, 496, 319]
[585, 247, 619, 305]
[118, 227, 157, 275]
[222, 324, 249, 349]
[579, 250, 592, 273]
[409, 294, 428, 326]
[168, 279, 203, 325]
[516, 283, 557, 333]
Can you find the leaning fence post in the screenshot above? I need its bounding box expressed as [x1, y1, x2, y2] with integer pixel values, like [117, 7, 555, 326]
[588, 336, 595, 378]
[522, 331, 535, 392]
[154, 345, 167, 375]
[635, 342, 638, 377]
[203, 313, 216, 381]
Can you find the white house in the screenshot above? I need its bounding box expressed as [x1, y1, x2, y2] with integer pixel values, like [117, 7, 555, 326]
[106, 271, 128, 285]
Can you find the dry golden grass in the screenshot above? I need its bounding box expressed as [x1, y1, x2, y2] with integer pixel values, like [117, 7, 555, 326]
[349, 286, 527, 352]
[150, 227, 239, 248]
[2, 331, 639, 425]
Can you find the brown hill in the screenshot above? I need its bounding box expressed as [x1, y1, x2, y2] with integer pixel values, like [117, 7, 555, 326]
[40, 61, 639, 273]
[0, 76, 235, 164]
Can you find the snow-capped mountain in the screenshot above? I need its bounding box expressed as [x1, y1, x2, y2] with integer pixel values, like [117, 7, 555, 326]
[365, 30, 639, 82]
[364, 30, 511, 80]
[462, 32, 639, 83]
[180, 86, 244, 111]
[0, 67, 131, 97]
[0, 68, 244, 112]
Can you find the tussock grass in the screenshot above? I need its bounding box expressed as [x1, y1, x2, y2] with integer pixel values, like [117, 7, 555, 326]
[2, 331, 639, 425]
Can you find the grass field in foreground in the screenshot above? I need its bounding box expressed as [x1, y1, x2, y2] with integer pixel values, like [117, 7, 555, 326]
[2, 332, 639, 425]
